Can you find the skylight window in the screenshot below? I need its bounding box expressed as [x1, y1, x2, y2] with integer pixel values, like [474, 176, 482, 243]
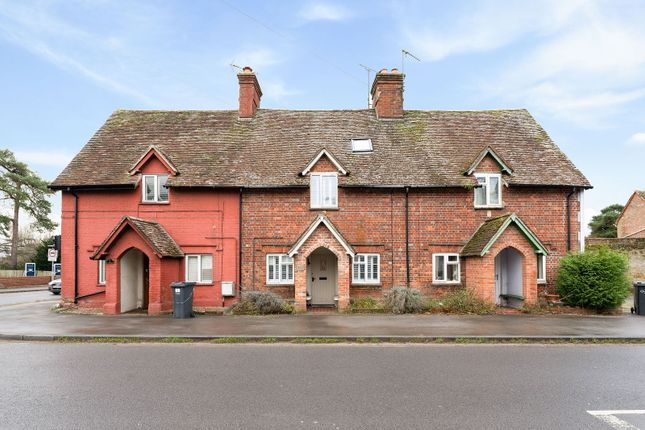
[351, 138, 373, 153]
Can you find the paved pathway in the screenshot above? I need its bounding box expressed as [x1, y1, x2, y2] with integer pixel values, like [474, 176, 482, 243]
[2, 301, 645, 339]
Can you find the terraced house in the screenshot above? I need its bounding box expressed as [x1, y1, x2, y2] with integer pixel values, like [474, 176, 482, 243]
[50, 67, 590, 314]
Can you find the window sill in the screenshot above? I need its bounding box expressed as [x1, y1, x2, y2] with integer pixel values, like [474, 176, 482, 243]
[97, 283, 106, 288]
[537, 280, 547, 285]
[351, 283, 382, 288]
[266, 283, 295, 287]
[474, 205, 504, 210]
[430, 282, 462, 287]
[193, 283, 214, 287]
[140, 201, 170, 205]
[310, 207, 339, 211]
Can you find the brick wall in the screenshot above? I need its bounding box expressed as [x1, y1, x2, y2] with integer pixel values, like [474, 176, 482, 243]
[586, 237, 645, 280]
[241, 173, 580, 301]
[617, 194, 645, 238]
[61, 156, 239, 310]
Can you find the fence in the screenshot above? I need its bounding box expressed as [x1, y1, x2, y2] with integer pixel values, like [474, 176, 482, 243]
[0, 270, 53, 278]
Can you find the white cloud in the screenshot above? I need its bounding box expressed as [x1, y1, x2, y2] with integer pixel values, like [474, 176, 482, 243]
[299, 2, 351, 22]
[228, 48, 281, 69]
[261, 81, 299, 101]
[14, 151, 73, 168]
[627, 132, 645, 146]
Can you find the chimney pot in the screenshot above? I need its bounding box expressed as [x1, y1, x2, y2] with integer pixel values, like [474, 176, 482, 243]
[370, 67, 405, 119]
[237, 66, 262, 118]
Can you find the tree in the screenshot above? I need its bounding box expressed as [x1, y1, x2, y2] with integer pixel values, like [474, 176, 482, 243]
[588, 204, 624, 238]
[0, 149, 56, 268]
[32, 236, 57, 271]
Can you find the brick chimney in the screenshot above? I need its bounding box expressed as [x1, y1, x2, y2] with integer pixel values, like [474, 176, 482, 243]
[370, 68, 404, 119]
[237, 66, 262, 119]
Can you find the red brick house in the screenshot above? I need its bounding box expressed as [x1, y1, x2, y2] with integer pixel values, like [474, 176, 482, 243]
[51, 67, 590, 314]
[617, 191, 645, 238]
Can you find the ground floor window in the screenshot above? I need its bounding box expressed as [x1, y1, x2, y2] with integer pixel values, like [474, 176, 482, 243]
[185, 254, 213, 284]
[98, 260, 106, 284]
[266, 254, 294, 284]
[537, 254, 546, 283]
[433, 253, 460, 283]
[352, 254, 380, 283]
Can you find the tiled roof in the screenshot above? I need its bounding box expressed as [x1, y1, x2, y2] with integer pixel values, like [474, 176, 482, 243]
[91, 216, 184, 259]
[461, 213, 548, 257]
[51, 109, 591, 189]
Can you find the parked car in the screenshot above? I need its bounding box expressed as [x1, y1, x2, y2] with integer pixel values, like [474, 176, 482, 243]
[48, 279, 61, 295]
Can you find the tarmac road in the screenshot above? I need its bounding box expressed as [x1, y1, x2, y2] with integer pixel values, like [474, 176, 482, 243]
[0, 289, 57, 307]
[1, 342, 644, 429]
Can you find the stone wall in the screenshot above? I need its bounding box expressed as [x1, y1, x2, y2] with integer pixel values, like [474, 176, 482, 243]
[586, 238, 645, 280]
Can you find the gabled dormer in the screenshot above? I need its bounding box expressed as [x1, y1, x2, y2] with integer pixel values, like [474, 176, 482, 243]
[129, 146, 178, 204]
[300, 149, 348, 210]
[464, 146, 513, 209]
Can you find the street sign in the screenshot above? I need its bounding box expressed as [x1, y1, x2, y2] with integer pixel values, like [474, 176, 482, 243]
[47, 248, 59, 262]
[24, 263, 36, 277]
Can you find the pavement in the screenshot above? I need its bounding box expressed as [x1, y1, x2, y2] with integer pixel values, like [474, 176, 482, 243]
[1, 293, 645, 340]
[0, 285, 49, 294]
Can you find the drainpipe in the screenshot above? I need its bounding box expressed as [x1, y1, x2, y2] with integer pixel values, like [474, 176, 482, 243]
[239, 188, 243, 298]
[566, 187, 577, 252]
[69, 188, 79, 304]
[405, 187, 410, 288]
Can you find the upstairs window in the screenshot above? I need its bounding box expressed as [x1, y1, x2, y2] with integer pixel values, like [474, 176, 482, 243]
[142, 174, 169, 203]
[474, 173, 501, 207]
[266, 254, 294, 285]
[433, 253, 460, 283]
[186, 254, 213, 284]
[352, 254, 380, 284]
[351, 138, 373, 153]
[310, 173, 338, 209]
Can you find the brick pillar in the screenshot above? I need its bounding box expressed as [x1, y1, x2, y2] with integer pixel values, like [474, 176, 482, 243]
[294, 255, 308, 312]
[147, 257, 163, 315]
[103, 259, 119, 315]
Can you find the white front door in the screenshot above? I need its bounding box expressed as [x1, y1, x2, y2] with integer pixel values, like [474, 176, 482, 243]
[120, 249, 144, 313]
[310, 250, 337, 305]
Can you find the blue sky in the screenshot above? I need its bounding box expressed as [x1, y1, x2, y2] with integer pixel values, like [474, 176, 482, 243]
[1, 0, 644, 233]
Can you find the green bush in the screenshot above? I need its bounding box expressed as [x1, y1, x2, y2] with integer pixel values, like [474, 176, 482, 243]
[382, 287, 425, 314]
[556, 247, 631, 310]
[436, 289, 496, 315]
[231, 291, 294, 315]
[348, 296, 383, 313]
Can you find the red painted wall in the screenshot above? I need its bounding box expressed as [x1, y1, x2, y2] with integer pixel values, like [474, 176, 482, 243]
[61, 157, 240, 309]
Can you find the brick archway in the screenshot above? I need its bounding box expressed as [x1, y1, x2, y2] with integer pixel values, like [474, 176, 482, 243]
[293, 226, 351, 312]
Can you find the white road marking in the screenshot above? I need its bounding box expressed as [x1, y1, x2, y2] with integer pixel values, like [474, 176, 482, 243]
[588, 410, 645, 430]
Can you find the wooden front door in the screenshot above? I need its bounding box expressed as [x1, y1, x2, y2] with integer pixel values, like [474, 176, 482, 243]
[310, 250, 337, 305]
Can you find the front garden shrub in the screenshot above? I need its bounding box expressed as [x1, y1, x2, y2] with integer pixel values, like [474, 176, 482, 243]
[438, 289, 496, 315]
[231, 291, 293, 315]
[556, 247, 631, 310]
[382, 287, 425, 314]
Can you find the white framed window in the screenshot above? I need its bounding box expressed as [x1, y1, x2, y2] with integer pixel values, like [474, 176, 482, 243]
[537, 254, 546, 283]
[266, 254, 294, 284]
[185, 254, 213, 284]
[98, 260, 106, 285]
[352, 254, 380, 284]
[433, 253, 460, 283]
[310, 173, 338, 209]
[474, 173, 502, 207]
[142, 174, 169, 203]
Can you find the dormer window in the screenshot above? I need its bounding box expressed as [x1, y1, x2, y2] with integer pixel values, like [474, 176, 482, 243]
[310, 173, 338, 209]
[474, 173, 501, 208]
[351, 138, 373, 153]
[142, 174, 169, 203]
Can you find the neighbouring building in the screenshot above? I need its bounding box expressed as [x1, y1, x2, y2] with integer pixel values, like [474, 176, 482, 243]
[50, 67, 590, 314]
[617, 191, 645, 239]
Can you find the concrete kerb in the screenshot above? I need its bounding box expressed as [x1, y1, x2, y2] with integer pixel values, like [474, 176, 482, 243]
[2, 333, 645, 344]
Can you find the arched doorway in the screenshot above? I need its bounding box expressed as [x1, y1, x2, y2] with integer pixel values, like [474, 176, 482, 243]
[120, 248, 150, 313]
[494, 247, 524, 308]
[307, 247, 338, 307]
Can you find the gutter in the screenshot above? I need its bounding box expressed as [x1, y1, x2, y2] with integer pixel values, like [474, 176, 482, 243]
[69, 188, 79, 304]
[405, 187, 410, 288]
[566, 187, 577, 252]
